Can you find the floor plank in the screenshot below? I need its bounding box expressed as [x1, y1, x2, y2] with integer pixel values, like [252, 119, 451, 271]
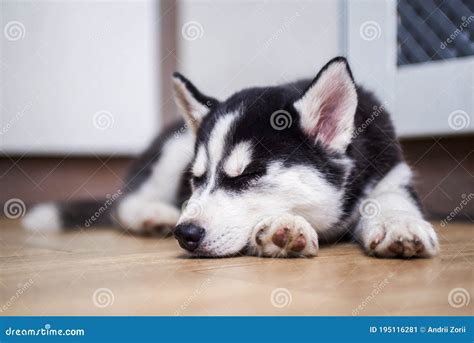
[0, 218, 472, 316]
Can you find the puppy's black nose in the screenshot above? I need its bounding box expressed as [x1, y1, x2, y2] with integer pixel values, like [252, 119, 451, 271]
[174, 223, 205, 252]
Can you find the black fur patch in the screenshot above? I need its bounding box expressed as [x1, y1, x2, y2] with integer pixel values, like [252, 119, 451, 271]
[54, 58, 409, 233]
[189, 78, 401, 223]
[105, 60, 404, 232]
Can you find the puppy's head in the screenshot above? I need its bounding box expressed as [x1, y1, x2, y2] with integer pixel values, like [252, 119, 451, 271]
[172, 57, 358, 257]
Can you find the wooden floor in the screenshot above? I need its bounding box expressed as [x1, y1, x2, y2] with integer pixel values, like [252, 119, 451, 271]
[0, 218, 472, 316]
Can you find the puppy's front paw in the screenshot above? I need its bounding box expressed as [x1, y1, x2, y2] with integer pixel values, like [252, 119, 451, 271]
[250, 214, 318, 258]
[117, 199, 180, 235]
[360, 212, 439, 258]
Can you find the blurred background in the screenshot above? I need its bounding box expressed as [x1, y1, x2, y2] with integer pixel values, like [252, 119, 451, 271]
[1, 0, 473, 221]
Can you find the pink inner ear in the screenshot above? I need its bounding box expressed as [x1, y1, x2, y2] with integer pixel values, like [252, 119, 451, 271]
[312, 87, 346, 145]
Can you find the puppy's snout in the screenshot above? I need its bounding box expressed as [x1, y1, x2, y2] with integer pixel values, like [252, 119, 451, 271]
[174, 223, 205, 252]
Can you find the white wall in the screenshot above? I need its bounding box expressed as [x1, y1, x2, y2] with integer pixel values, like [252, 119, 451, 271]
[177, 0, 341, 100]
[1, 0, 160, 155]
[346, 0, 473, 137]
[3, 0, 466, 157]
[178, 0, 473, 138]
[395, 57, 474, 137]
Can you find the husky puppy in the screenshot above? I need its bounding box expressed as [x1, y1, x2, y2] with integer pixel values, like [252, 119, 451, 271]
[23, 57, 439, 258]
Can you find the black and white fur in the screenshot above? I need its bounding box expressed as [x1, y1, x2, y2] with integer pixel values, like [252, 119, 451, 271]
[23, 57, 439, 258]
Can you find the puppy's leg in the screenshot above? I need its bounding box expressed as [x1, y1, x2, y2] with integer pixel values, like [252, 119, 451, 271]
[355, 163, 439, 258]
[249, 214, 319, 257]
[115, 128, 194, 234]
[116, 194, 180, 234]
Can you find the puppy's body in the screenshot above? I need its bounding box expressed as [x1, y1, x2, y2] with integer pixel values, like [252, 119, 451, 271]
[24, 57, 439, 258]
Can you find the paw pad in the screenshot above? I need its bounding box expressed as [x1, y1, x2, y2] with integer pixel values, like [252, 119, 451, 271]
[272, 228, 289, 248]
[251, 214, 319, 258]
[363, 216, 439, 258]
[291, 234, 306, 252]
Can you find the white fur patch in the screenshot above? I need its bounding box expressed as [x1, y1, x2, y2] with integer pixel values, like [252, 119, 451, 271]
[366, 162, 419, 214]
[117, 195, 180, 232]
[199, 111, 239, 195]
[223, 141, 253, 177]
[115, 130, 193, 232]
[355, 162, 439, 257]
[22, 204, 61, 233]
[192, 145, 207, 177]
[139, 130, 195, 204]
[207, 112, 239, 170]
[178, 161, 343, 256]
[293, 60, 357, 152]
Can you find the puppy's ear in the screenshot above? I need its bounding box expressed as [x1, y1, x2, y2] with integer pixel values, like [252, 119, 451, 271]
[172, 72, 219, 132]
[293, 57, 357, 153]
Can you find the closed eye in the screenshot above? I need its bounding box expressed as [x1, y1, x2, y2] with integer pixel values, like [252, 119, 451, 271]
[225, 164, 265, 181]
[220, 164, 266, 191]
[191, 173, 206, 186]
[232, 170, 261, 180]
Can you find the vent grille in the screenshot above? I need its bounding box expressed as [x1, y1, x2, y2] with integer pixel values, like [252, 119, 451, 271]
[397, 0, 474, 66]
